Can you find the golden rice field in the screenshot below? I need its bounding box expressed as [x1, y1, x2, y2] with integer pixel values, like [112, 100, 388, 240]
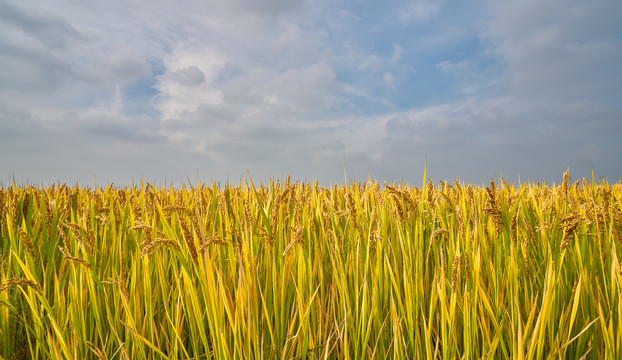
[1, 171, 621, 359]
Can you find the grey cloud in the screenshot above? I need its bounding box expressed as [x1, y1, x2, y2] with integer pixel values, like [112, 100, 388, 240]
[0, 108, 205, 186]
[0, 38, 73, 92]
[386, 115, 412, 133]
[385, 113, 468, 147]
[0, 1, 154, 114]
[486, 0, 622, 103]
[157, 0, 304, 18]
[231, 0, 304, 16]
[107, 56, 152, 83]
[0, 102, 38, 140]
[0, 1, 87, 49]
[75, 113, 166, 143]
[169, 66, 205, 86]
[376, 99, 621, 183]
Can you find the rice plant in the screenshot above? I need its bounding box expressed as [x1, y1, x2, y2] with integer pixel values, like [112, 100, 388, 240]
[0, 171, 620, 359]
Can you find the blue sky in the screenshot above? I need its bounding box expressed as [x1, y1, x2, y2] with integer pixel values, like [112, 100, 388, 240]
[1, 0, 620, 186]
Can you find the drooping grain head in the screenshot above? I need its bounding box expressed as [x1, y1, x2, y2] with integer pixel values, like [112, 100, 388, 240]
[562, 170, 569, 201]
[521, 237, 529, 278]
[451, 254, 461, 290]
[523, 217, 536, 246]
[178, 215, 198, 262]
[0, 277, 42, 294]
[440, 250, 446, 278]
[18, 228, 37, 260]
[463, 253, 471, 282]
[487, 179, 496, 209]
[510, 213, 517, 247]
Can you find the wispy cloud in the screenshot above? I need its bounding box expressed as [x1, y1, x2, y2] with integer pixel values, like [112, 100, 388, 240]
[397, 0, 444, 24]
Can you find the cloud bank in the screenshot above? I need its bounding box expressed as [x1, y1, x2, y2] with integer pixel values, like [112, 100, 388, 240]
[0, 0, 620, 186]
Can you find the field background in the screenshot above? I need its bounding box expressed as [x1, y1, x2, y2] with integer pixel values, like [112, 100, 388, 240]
[1, 172, 621, 359]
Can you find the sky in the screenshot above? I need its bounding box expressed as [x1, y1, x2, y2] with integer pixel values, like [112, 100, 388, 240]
[1, 0, 621, 187]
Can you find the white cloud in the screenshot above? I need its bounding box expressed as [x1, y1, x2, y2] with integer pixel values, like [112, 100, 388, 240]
[257, 62, 337, 112]
[356, 54, 383, 72]
[436, 60, 468, 75]
[383, 73, 396, 90]
[398, 0, 444, 24]
[390, 43, 402, 63]
[155, 61, 341, 168]
[435, 59, 493, 95]
[155, 43, 226, 121]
